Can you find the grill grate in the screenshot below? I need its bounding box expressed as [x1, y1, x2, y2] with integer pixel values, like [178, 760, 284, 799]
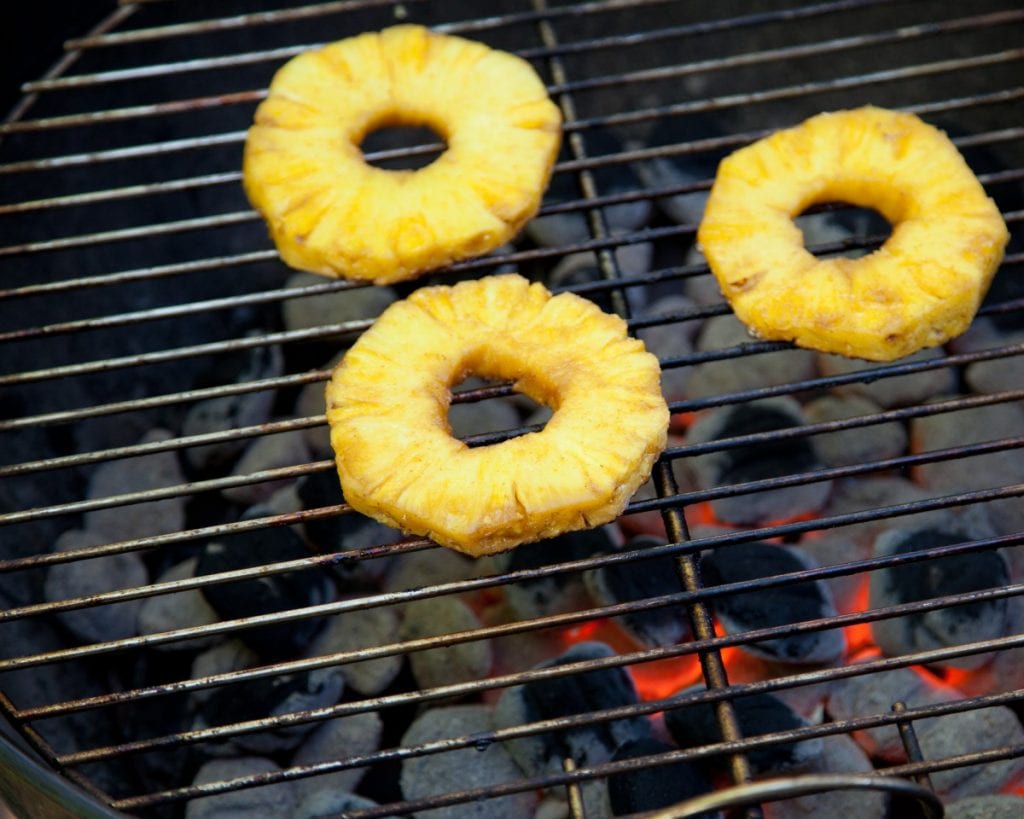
[1, 1, 1023, 817]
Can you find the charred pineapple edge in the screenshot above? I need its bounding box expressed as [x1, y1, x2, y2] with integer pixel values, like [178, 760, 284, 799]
[325, 274, 670, 557]
[697, 106, 1009, 362]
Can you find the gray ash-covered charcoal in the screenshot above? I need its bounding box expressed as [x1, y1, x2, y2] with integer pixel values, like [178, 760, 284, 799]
[802, 394, 907, 469]
[635, 295, 700, 401]
[546, 243, 654, 314]
[137, 557, 221, 652]
[281, 273, 396, 332]
[499, 526, 618, 620]
[182, 340, 284, 472]
[701, 542, 845, 665]
[197, 523, 335, 660]
[196, 667, 344, 754]
[290, 711, 382, 804]
[526, 128, 651, 247]
[448, 389, 522, 440]
[918, 705, 1024, 800]
[84, 428, 187, 541]
[44, 529, 148, 645]
[911, 399, 1024, 538]
[817, 348, 955, 409]
[664, 688, 822, 776]
[184, 757, 297, 819]
[606, 737, 719, 818]
[584, 535, 690, 648]
[762, 734, 887, 819]
[494, 641, 650, 776]
[869, 526, 1010, 669]
[400, 705, 538, 819]
[826, 665, 961, 762]
[399, 595, 492, 691]
[638, 116, 727, 228]
[964, 327, 1024, 395]
[309, 604, 403, 696]
[294, 790, 391, 819]
[685, 397, 832, 525]
[819, 476, 940, 550]
[222, 428, 310, 505]
[686, 316, 817, 401]
[945, 795, 1024, 819]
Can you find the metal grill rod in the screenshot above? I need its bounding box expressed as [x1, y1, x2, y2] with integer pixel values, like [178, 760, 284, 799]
[4, 390, 1022, 534]
[7, 5, 1010, 145]
[3, 181, 1020, 346]
[105, 671, 1024, 812]
[5, 494, 1022, 674]
[18, 532, 1024, 727]
[52, 618, 1024, 773]
[8, 51, 1022, 180]
[4, 83, 1018, 230]
[74, 0, 674, 51]
[3, 385, 1022, 542]
[25, 0, 892, 94]
[6, 345, 1021, 482]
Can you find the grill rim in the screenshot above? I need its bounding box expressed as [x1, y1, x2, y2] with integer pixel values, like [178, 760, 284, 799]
[2, 0, 1024, 815]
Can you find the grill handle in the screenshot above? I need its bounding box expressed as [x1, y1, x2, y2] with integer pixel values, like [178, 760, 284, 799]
[645, 773, 944, 819]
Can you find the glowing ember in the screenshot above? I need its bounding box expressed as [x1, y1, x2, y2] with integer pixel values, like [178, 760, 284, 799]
[843, 579, 876, 655]
[560, 618, 702, 701]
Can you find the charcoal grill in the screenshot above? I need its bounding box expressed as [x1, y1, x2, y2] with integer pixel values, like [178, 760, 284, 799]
[1, 1, 1023, 817]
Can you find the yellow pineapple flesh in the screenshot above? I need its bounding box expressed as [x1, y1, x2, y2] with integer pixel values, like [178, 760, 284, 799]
[325, 274, 669, 556]
[697, 106, 1009, 361]
[243, 25, 562, 284]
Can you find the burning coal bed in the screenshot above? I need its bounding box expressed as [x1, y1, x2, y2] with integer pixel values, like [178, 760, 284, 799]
[2, 131, 1024, 819]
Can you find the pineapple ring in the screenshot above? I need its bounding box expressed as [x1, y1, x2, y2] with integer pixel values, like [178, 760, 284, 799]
[698, 106, 1009, 361]
[243, 25, 562, 284]
[325, 274, 670, 557]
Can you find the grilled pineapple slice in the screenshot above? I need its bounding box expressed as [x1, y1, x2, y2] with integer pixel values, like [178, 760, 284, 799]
[243, 25, 561, 284]
[325, 274, 669, 556]
[697, 106, 1009, 361]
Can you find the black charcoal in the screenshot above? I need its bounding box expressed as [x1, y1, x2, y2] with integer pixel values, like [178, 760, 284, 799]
[500, 526, 617, 620]
[664, 689, 822, 775]
[701, 542, 845, 664]
[686, 397, 831, 525]
[197, 524, 334, 660]
[197, 667, 343, 754]
[607, 737, 718, 818]
[584, 535, 690, 648]
[802, 394, 907, 469]
[869, 526, 1010, 669]
[817, 348, 955, 409]
[494, 642, 650, 776]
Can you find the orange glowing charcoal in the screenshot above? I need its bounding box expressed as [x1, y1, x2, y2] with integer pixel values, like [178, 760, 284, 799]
[559, 617, 703, 701]
[842, 579, 876, 656]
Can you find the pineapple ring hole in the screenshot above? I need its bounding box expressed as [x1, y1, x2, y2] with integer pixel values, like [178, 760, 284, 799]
[448, 374, 549, 439]
[360, 123, 447, 171]
[794, 203, 892, 259]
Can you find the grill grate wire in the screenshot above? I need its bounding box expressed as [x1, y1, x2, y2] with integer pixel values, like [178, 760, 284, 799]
[1, 0, 1023, 816]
